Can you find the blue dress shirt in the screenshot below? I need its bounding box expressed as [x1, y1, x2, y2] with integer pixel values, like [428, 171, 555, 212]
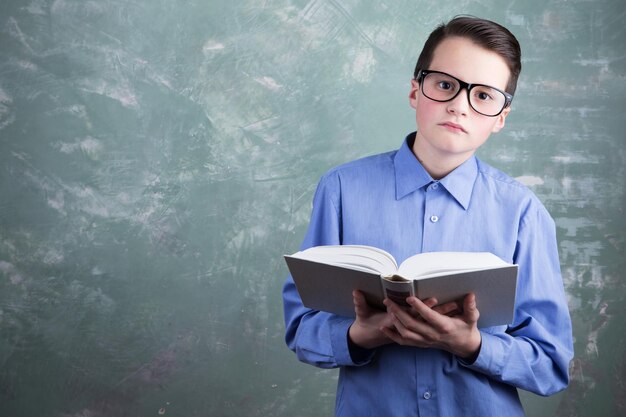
[283, 134, 573, 417]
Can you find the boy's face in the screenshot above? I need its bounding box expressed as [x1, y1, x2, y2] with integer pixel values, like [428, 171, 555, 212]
[409, 36, 511, 163]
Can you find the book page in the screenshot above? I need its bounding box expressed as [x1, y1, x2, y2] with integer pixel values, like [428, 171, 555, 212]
[291, 245, 398, 275]
[397, 252, 509, 280]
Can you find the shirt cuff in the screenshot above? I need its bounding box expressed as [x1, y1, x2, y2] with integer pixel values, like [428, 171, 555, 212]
[347, 331, 377, 364]
[330, 316, 375, 366]
[458, 331, 505, 376]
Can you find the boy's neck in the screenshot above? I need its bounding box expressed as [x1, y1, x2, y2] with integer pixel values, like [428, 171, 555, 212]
[411, 135, 475, 180]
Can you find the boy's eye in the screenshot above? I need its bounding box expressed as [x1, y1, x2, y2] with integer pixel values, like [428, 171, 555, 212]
[474, 90, 494, 101]
[437, 81, 453, 90]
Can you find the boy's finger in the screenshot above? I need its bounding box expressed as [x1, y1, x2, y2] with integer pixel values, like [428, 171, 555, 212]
[353, 290, 370, 306]
[352, 290, 367, 315]
[386, 298, 432, 335]
[388, 314, 427, 344]
[406, 296, 449, 329]
[422, 297, 439, 308]
[432, 300, 463, 316]
[463, 293, 480, 323]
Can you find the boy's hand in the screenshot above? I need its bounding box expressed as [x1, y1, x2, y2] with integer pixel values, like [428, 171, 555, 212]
[381, 293, 482, 360]
[348, 290, 395, 349]
[348, 290, 440, 350]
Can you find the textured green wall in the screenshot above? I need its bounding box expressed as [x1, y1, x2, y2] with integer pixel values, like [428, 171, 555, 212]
[0, 1, 624, 416]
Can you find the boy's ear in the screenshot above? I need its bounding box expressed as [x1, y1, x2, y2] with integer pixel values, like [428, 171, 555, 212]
[409, 79, 420, 109]
[491, 107, 511, 133]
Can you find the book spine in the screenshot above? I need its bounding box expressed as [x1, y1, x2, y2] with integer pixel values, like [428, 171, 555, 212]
[380, 276, 415, 307]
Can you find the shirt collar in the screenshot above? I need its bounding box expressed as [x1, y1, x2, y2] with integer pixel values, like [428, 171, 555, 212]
[394, 132, 478, 210]
[394, 133, 432, 200]
[439, 155, 477, 210]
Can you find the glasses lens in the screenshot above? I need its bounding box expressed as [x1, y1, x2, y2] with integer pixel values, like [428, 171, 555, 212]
[422, 72, 460, 101]
[422, 72, 507, 116]
[469, 85, 506, 116]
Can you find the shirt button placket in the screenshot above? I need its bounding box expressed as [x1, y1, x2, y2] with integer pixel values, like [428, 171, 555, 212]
[422, 181, 442, 252]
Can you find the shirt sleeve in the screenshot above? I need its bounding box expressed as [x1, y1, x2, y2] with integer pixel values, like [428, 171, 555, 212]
[460, 202, 574, 395]
[282, 171, 373, 368]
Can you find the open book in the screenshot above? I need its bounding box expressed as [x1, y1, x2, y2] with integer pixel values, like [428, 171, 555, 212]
[285, 245, 518, 328]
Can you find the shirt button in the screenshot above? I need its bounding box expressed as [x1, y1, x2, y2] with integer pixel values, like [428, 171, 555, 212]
[430, 215, 439, 223]
[431, 183, 439, 190]
[423, 391, 431, 400]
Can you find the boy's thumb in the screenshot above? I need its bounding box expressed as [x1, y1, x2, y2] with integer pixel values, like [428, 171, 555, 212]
[465, 293, 479, 321]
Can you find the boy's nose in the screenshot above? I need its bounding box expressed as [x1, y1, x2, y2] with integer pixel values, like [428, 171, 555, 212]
[446, 89, 470, 116]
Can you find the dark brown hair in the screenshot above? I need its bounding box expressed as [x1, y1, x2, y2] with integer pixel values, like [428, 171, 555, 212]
[414, 16, 522, 95]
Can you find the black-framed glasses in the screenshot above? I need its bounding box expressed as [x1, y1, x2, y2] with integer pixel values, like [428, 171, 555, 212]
[415, 69, 513, 117]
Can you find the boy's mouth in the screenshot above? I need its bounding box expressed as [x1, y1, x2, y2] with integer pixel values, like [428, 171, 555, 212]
[439, 122, 467, 133]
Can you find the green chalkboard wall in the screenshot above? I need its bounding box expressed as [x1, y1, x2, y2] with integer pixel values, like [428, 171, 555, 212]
[0, 1, 624, 416]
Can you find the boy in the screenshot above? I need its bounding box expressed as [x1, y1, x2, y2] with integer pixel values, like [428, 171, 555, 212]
[282, 16, 573, 417]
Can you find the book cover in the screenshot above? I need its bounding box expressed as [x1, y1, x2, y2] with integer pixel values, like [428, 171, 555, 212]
[285, 249, 518, 328]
